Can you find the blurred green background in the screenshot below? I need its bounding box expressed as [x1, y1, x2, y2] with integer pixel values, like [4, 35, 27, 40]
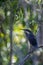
[0, 0, 43, 65]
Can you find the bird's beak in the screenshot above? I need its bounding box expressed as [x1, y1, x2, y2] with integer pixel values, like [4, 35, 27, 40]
[20, 29, 25, 30]
[20, 29, 25, 31]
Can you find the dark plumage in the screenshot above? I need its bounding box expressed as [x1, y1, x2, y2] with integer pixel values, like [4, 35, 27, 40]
[22, 29, 37, 47]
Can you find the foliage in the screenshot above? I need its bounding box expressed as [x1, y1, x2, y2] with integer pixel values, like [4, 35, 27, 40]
[0, 0, 43, 65]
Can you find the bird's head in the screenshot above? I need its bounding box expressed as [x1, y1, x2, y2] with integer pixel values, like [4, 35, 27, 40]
[20, 29, 32, 34]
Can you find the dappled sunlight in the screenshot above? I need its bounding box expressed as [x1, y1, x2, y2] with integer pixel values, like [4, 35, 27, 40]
[13, 24, 25, 44]
[18, 24, 24, 29]
[0, 33, 4, 37]
[36, 48, 43, 55]
[6, 29, 10, 34]
[21, 38, 26, 43]
[12, 55, 18, 63]
[13, 31, 26, 45]
[7, 11, 11, 16]
[34, 48, 43, 56]
[13, 23, 25, 31]
[13, 31, 26, 44]
[14, 36, 20, 43]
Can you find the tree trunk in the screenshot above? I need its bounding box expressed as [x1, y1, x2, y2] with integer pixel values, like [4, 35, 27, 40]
[9, 8, 14, 65]
[37, 22, 43, 46]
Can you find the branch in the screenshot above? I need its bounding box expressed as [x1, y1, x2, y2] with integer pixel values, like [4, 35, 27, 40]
[19, 46, 43, 65]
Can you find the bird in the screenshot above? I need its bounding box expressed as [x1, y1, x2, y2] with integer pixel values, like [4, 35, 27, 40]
[21, 29, 37, 48]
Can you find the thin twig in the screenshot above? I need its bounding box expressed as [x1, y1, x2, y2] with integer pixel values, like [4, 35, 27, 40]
[19, 46, 43, 65]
